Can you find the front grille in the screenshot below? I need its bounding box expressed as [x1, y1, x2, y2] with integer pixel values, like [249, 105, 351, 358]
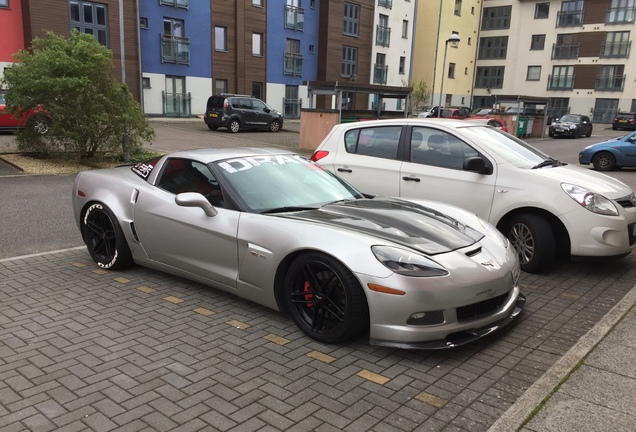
[457, 292, 509, 321]
[616, 192, 636, 208]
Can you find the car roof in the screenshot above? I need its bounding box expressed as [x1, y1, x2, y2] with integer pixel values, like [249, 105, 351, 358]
[165, 147, 297, 164]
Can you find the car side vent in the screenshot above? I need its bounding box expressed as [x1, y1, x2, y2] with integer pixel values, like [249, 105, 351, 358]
[130, 222, 140, 243]
[465, 247, 482, 257]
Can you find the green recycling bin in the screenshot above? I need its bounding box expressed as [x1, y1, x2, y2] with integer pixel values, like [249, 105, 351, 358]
[516, 117, 528, 137]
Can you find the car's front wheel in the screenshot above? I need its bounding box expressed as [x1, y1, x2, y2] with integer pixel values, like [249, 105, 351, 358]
[82, 203, 134, 270]
[207, 124, 218, 131]
[228, 119, 240, 133]
[506, 214, 555, 273]
[592, 151, 616, 171]
[269, 120, 281, 132]
[27, 114, 50, 135]
[284, 252, 369, 343]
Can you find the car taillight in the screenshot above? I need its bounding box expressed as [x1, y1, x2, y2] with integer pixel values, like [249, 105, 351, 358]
[310, 151, 329, 162]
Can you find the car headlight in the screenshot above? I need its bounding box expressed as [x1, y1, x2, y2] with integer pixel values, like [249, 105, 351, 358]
[371, 246, 449, 277]
[562, 183, 619, 216]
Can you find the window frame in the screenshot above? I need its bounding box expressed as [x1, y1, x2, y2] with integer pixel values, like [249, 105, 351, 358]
[530, 34, 546, 50]
[535, 3, 550, 19]
[481, 6, 512, 30]
[252, 33, 263, 57]
[341, 46, 358, 78]
[0, 0, 9, 8]
[526, 65, 541, 81]
[215, 26, 227, 52]
[343, 3, 360, 37]
[478, 36, 509, 59]
[454, 0, 462, 16]
[69, 1, 109, 47]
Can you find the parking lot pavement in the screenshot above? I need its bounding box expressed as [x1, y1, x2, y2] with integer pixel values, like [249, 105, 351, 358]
[1, 246, 635, 431]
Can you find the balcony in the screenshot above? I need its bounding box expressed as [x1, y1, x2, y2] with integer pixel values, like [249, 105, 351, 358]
[595, 74, 626, 91]
[376, 25, 391, 47]
[284, 52, 303, 76]
[373, 64, 388, 85]
[556, 10, 584, 27]
[163, 91, 191, 117]
[551, 43, 580, 59]
[161, 35, 190, 65]
[378, 0, 392, 9]
[547, 74, 575, 90]
[160, 0, 188, 9]
[606, 7, 636, 24]
[600, 40, 631, 58]
[285, 5, 304, 31]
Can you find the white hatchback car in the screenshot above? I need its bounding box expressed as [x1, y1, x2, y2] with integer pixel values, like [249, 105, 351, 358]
[311, 119, 636, 273]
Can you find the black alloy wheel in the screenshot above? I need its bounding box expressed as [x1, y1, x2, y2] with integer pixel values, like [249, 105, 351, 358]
[82, 203, 134, 270]
[592, 152, 617, 171]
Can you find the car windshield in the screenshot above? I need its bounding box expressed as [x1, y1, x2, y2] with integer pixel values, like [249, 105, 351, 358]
[213, 154, 363, 212]
[461, 126, 551, 168]
[560, 115, 580, 123]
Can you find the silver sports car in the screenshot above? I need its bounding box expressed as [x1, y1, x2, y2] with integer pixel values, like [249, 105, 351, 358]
[72, 148, 525, 349]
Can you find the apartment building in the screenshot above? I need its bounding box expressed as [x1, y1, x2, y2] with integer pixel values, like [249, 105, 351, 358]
[474, 0, 636, 123]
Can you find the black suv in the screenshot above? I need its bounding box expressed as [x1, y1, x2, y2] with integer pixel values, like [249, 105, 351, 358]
[204, 94, 283, 133]
[613, 112, 636, 131]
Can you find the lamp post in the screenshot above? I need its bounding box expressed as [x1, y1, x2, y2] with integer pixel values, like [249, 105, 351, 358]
[437, 33, 461, 118]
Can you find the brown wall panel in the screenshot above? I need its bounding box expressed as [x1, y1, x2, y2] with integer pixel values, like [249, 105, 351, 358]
[579, 32, 604, 57]
[574, 64, 601, 89]
[583, 0, 612, 25]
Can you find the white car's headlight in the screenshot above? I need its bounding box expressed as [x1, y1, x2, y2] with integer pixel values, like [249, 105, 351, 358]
[562, 183, 619, 216]
[371, 246, 449, 277]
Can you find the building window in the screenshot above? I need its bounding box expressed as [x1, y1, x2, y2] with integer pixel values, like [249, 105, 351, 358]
[342, 46, 358, 78]
[142, 77, 151, 88]
[253, 0, 263, 6]
[252, 33, 263, 57]
[475, 66, 505, 89]
[285, 38, 303, 76]
[548, 98, 570, 120]
[215, 26, 227, 51]
[285, 2, 305, 31]
[531, 34, 546, 50]
[160, 0, 188, 8]
[527, 66, 541, 81]
[448, 63, 456, 79]
[164, 76, 190, 117]
[0, 0, 8, 7]
[454, 0, 462, 16]
[535, 3, 549, 19]
[481, 6, 512, 30]
[607, 0, 636, 24]
[162, 18, 189, 65]
[399, 56, 405, 74]
[478, 37, 508, 59]
[548, 65, 574, 90]
[310, 0, 315, 9]
[215, 79, 227, 95]
[343, 3, 360, 36]
[557, 0, 584, 27]
[552, 33, 579, 59]
[69, 1, 109, 46]
[468, 37, 471, 45]
[309, 44, 314, 54]
[140, 17, 148, 29]
[601, 31, 631, 57]
[471, 6, 475, 14]
[596, 65, 625, 91]
[379, 0, 393, 8]
[284, 85, 301, 118]
[374, 53, 388, 84]
[465, 67, 468, 75]
[402, 20, 408, 38]
[376, 14, 391, 47]
[252, 82, 263, 99]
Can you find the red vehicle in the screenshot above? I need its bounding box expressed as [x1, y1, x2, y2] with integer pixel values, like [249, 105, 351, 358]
[465, 117, 509, 133]
[0, 91, 50, 134]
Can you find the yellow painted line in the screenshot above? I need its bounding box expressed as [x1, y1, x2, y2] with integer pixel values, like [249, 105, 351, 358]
[520, 283, 539, 291]
[163, 296, 184, 304]
[92, 269, 108, 275]
[137, 286, 156, 294]
[561, 292, 580, 300]
[72, 262, 87, 268]
[261, 334, 289, 345]
[307, 350, 336, 364]
[114, 277, 130, 284]
[415, 391, 448, 408]
[356, 369, 389, 385]
[193, 307, 215, 316]
[226, 320, 250, 329]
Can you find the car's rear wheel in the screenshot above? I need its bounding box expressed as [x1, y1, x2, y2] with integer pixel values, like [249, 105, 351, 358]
[82, 203, 134, 270]
[284, 252, 369, 343]
[27, 114, 50, 135]
[228, 119, 240, 133]
[269, 120, 281, 132]
[592, 151, 616, 171]
[506, 214, 555, 273]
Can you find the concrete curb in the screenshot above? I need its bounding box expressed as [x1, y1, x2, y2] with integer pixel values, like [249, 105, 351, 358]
[488, 283, 636, 432]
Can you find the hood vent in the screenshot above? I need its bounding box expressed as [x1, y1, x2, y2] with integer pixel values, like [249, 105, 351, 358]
[465, 246, 482, 257]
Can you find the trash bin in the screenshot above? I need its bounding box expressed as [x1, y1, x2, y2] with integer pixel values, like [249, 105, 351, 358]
[516, 117, 528, 137]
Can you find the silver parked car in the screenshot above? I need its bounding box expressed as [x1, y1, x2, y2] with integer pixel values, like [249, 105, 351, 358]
[72, 148, 524, 349]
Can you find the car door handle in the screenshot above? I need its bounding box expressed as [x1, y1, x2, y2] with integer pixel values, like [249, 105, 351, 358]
[337, 167, 352, 173]
[402, 176, 420, 182]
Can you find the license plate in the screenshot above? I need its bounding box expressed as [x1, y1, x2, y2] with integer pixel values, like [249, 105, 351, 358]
[209, 113, 218, 118]
[557, 128, 565, 132]
[619, 120, 627, 123]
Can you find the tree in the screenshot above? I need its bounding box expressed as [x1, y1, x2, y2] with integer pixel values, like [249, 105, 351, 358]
[1, 30, 154, 159]
[408, 80, 432, 115]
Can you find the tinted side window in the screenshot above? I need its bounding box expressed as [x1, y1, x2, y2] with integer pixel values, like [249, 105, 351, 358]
[344, 126, 401, 159]
[252, 99, 268, 111]
[410, 127, 478, 170]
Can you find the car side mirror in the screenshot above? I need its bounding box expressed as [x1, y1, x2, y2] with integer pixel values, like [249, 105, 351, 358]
[463, 156, 492, 174]
[264, 108, 270, 113]
[175, 192, 218, 217]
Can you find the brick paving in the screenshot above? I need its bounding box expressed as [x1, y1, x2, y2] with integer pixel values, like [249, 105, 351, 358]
[2, 120, 636, 431]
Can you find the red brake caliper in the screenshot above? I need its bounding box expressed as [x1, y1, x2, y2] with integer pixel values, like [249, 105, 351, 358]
[303, 281, 314, 307]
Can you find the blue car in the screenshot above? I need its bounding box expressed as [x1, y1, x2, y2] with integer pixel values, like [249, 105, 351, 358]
[579, 131, 636, 171]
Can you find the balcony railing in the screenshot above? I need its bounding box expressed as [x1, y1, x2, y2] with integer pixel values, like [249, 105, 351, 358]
[373, 64, 388, 84]
[284, 5, 305, 31]
[284, 52, 303, 76]
[600, 40, 631, 58]
[595, 74, 626, 91]
[551, 43, 580, 59]
[378, 0, 392, 9]
[547, 74, 575, 90]
[162, 91, 192, 117]
[161, 35, 190, 65]
[376, 25, 391, 47]
[283, 98, 302, 119]
[160, 0, 188, 9]
[556, 10, 584, 27]
[606, 6, 636, 24]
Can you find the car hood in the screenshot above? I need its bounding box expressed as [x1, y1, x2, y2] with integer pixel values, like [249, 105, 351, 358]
[531, 164, 632, 199]
[276, 198, 483, 255]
